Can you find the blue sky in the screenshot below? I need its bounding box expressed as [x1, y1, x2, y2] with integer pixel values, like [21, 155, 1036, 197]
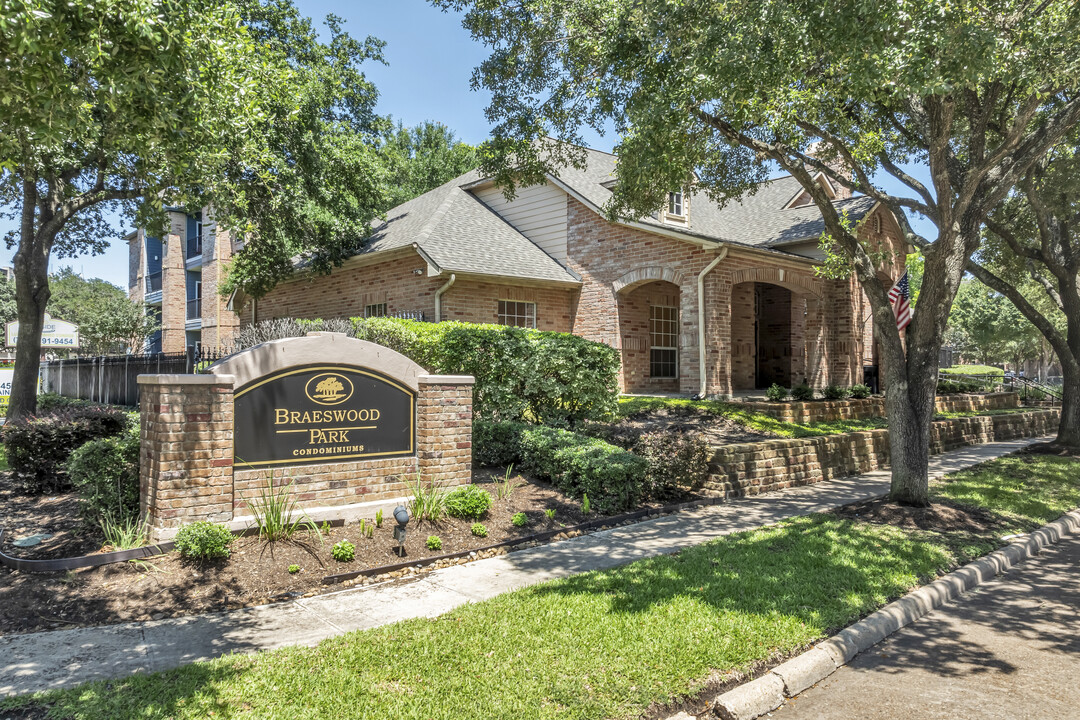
[2, 0, 930, 288]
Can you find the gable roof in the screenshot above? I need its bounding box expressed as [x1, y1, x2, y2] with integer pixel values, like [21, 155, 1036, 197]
[544, 146, 878, 249]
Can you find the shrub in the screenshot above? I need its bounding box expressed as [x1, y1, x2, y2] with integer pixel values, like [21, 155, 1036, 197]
[175, 521, 233, 560]
[408, 474, 449, 523]
[937, 379, 983, 395]
[632, 432, 710, 499]
[517, 425, 648, 514]
[36, 393, 119, 413]
[67, 425, 140, 527]
[426, 535, 443, 550]
[849, 384, 872, 399]
[472, 420, 528, 466]
[3, 406, 131, 493]
[822, 384, 850, 401]
[349, 318, 621, 426]
[288, 564, 301, 574]
[100, 513, 147, 550]
[511, 512, 528, 527]
[244, 477, 317, 542]
[790, 383, 815, 401]
[445, 485, 493, 520]
[331, 540, 356, 562]
[471, 523, 488, 538]
[765, 383, 788, 402]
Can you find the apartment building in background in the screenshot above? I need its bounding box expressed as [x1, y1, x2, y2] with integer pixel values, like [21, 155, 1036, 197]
[127, 209, 240, 354]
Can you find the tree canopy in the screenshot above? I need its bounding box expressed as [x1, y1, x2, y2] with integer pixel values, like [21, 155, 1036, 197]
[46, 268, 157, 354]
[379, 121, 478, 211]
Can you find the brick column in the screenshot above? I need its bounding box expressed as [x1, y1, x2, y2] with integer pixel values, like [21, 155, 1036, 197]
[139, 374, 235, 532]
[416, 374, 474, 486]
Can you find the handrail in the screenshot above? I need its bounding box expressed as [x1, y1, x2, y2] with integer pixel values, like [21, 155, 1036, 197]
[938, 371, 1061, 406]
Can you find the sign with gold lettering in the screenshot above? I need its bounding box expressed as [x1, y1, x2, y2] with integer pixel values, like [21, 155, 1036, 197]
[233, 364, 415, 468]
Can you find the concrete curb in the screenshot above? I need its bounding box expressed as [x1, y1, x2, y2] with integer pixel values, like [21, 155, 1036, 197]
[705, 508, 1080, 720]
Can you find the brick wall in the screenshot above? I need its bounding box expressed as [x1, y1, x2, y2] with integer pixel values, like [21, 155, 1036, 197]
[741, 392, 1022, 423]
[199, 219, 240, 350]
[705, 408, 1058, 498]
[138, 372, 474, 535]
[159, 213, 188, 354]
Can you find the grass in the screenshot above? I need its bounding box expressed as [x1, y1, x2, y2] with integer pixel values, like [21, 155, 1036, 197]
[6, 455, 1076, 720]
[941, 364, 1004, 377]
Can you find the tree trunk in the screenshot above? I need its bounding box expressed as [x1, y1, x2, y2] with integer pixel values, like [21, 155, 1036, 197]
[1056, 363, 1080, 448]
[8, 228, 52, 419]
[883, 358, 935, 506]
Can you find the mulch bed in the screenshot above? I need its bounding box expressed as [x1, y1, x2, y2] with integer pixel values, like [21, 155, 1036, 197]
[0, 468, 688, 636]
[830, 495, 1012, 535]
[598, 404, 774, 446]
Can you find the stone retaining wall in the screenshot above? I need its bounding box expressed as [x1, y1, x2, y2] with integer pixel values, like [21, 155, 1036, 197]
[740, 392, 1020, 424]
[705, 409, 1058, 498]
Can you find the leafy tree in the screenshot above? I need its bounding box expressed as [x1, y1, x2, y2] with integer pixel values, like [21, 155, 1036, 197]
[379, 121, 478, 210]
[0, 0, 270, 417]
[218, 0, 391, 301]
[0, 277, 15, 329]
[47, 268, 157, 354]
[966, 135, 1080, 446]
[435, 0, 1080, 505]
[946, 279, 1043, 369]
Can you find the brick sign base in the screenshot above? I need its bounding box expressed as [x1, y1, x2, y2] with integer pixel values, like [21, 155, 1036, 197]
[138, 333, 473, 536]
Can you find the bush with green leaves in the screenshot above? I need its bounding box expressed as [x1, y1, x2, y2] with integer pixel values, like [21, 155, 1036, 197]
[937, 379, 983, 395]
[67, 424, 140, 527]
[471, 523, 488, 538]
[36, 393, 132, 413]
[426, 535, 443, 550]
[632, 432, 710, 499]
[331, 540, 356, 562]
[288, 564, 301, 574]
[444, 485, 492, 520]
[849, 384, 872, 399]
[790, 383, 815, 402]
[472, 419, 528, 466]
[822, 384, 850, 401]
[511, 512, 528, 527]
[517, 425, 648, 514]
[765, 383, 788, 402]
[349, 318, 620, 426]
[3, 406, 132, 493]
[174, 521, 233, 561]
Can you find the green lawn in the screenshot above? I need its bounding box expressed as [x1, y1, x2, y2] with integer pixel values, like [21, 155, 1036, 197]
[616, 396, 889, 438]
[941, 364, 1004, 377]
[5, 454, 1077, 720]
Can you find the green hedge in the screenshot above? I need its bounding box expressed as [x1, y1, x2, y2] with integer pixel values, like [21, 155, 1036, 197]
[351, 318, 619, 426]
[3, 407, 132, 493]
[67, 425, 140, 526]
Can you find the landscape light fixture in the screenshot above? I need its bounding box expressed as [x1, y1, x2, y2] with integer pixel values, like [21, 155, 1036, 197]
[393, 505, 410, 556]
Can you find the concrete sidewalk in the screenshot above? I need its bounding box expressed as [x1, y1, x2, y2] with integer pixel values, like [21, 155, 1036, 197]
[0, 437, 1045, 697]
[771, 525, 1080, 720]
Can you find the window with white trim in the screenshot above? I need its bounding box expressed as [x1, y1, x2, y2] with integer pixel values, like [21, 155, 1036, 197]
[668, 190, 685, 216]
[364, 303, 387, 318]
[498, 300, 536, 328]
[649, 305, 678, 378]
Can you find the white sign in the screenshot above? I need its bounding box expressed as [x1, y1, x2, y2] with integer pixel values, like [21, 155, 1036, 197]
[6, 313, 80, 348]
[0, 367, 11, 412]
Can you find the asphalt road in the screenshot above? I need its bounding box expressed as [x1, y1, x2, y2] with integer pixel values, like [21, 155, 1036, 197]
[772, 532, 1080, 720]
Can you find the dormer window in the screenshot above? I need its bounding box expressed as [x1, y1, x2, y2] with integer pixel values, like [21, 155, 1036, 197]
[668, 191, 684, 216]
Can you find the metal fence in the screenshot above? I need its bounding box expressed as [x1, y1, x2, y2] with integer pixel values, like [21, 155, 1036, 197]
[39, 347, 227, 407]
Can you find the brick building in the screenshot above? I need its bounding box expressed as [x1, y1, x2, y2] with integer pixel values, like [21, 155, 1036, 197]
[127, 208, 240, 354]
[140, 146, 906, 397]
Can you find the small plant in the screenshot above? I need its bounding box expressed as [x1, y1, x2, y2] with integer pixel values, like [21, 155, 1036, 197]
[375, 509, 384, 528]
[426, 535, 443, 550]
[408, 473, 449, 523]
[511, 512, 528, 528]
[471, 523, 488, 538]
[288, 564, 301, 574]
[849, 383, 872, 399]
[359, 519, 367, 537]
[582, 494, 591, 515]
[790, 383, 815, 401]
[174, 521, 233, 561]
[100, 513, 147, 550]
[245, 475, 317, 542]
[765, 383, 788, 402]
[494, 464, 519, 501]
[331, 540, 355, 562]
[544, 508, 556, 521]
[822, 384, 850, 400]
[445, 484, 493, 520]
[319, 521, 332, 535]
[359, 519, 374, 539]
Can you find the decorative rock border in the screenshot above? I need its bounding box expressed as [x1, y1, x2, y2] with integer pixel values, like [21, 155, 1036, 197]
[688, 508, 1080, 720]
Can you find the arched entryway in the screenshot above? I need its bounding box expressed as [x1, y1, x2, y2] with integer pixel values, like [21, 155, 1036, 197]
[616, 279, 682, 393]
[730, 281, 811, 391]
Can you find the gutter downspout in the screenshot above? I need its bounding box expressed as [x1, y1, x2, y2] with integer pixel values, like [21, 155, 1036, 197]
[696, 246, 729, 399]
[435, 273, 456, 323]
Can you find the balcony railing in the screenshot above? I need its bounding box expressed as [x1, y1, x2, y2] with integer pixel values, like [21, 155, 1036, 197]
[146, 272, 162, 293]
[187, 298, 202, 320]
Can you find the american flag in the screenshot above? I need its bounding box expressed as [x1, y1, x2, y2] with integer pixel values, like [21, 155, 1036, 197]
[887, 271, 913, 331]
